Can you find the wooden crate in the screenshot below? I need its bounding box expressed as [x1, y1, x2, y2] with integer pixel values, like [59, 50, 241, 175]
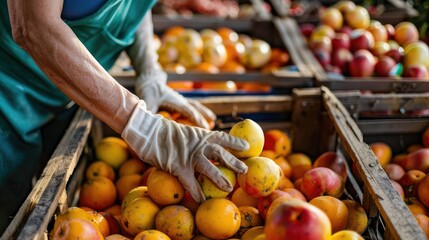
[283, 17, 429, 93]
[2, 88, 426, 239]
[110, 17, 314, 93]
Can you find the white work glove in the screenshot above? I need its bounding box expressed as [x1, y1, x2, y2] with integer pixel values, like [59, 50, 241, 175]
[127, 11, 216, 129]
[121, 100, 249, 203]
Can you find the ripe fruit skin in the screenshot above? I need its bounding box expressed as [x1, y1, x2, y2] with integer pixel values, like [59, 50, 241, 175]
[263, 129, 292, 157]
[313, 152, 347, 181]
[51, 218, 104, 240]
[370, 142, 392, 167]
[199, 164, 236, 199]
[195, 198, 241, 239]
[238, 157, 280, 198]
[134, 230, 171, 240]
[228, 119, 264, 159]
[79, 176, 117, 211]
[300, 167, 345, 201]
[342, 200, 368, 234]
[402, 148, 429, 173]
[345, 6, 370, 29]
[330, 230, 364, 240]
[320, 8, 343, 31]
[155, 205, 195, 240]
[121, 197, 160, 236]
[309, 196, 348, 233]
[121, 186, 149, 212]
[96, 137, 128, 168]
[418, 175, 429, 208]
[265, 199, 331, 240]
[147, 169, 185, 206]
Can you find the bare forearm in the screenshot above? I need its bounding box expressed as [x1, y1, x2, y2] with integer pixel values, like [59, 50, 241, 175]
[8, 0, 138, 133]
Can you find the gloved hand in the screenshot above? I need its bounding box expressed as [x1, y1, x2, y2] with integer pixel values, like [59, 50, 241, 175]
[127, 11, 215, 129]
[121, 100, 249, 203]
[135, 69, 216, 129]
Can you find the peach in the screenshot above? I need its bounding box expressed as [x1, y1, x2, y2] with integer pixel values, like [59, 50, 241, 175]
[394, 22, 419, 47]
[263, 129, 292, 157]
[342, 200, 368, 234]
[367, 21, 388, 42]
[407, 198, 429, 217]
[287, 153, 312, 180]
[258, 190, 292, 220]
[334, 1, 356, 14]
[403, 42, 429, 69]
[300, 167, 345, 201]
[313, 151, 347, 180]
[423, 127, 429, 148]
[370, 142, 392, 167]
[416, 214, 429, 238]
[345, 6, 370, 29]
[392, 154, 407, 166]
[399, 170, 426, 189]
[402, 148, 429, 173]
[265, 199, 331, 240]
[330, 230, 364, 240]
[417, 175, 429, 208]
[52, 218, 104, 240]
[320, 8, 343, 30]
[408, 144, 424, 153]
[282, 188, 307, 202]
[383, 163, 406, 181]
[276, 176, 295, 191]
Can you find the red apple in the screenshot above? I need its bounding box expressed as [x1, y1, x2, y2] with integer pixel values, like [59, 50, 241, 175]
[313, 152, 347, 180]
[399, 169, 426, 188]
[374, 56, 396, 77]
[265, 199, 332, 240]
[309, 36, 332, 52]
[338, 26, 353, 37]
[385, 24, 395, 39]
[350, 29, 375, 52]
[383, 163, 406, 181]
[258, 190, 293, 220]
[385, 49, 403, 63]
[300, 167, 345, 201]
[402, 148, 429, 173]
[313, 49, 331, 69]
[300, 24, 315, 38]
[331, 48, 353, 74]
[332, 33, 350, 51]
[404, 64, 429, 80]
[349, 50, 375, 77]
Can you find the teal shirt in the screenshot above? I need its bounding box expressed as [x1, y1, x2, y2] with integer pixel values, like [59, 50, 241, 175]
[0, 0, 156, 182]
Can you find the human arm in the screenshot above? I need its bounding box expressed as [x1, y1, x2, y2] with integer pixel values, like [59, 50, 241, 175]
[126, 12, 216, 129]
[7, 0, 248, 202]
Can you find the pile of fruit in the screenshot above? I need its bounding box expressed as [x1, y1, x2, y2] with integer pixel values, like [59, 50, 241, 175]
[367, 127, 429, 237]
[156, 26, 290, 74]
[300, 0, 429, 80]
[49, 117, 380, 240]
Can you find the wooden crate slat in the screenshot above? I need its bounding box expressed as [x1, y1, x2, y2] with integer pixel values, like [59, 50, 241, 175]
[1, 109, 93, 240]
[321, 86, 427, 240]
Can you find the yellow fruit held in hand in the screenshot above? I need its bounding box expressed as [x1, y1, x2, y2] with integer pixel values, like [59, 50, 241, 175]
[228, 119, 264, 159]
[198, 165, 237, 199]
[96, 137, 128, 168]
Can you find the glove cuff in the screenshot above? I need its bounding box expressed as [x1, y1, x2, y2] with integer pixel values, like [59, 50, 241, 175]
[121, 100, 162, 164]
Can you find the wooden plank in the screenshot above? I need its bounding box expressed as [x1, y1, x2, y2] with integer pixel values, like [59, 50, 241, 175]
[1, 109, 93, 240]
[357, 119, 429, 135]
[321, 86, 427, 240]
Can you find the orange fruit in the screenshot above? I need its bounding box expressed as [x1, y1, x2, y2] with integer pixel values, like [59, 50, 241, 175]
[407, 199, 429, 216]
[147, 169, 185, 206]
[220, 60, 246, 73]
[224, 41, 246, 61]
[415, 214, 429, 238]
[309, 196, 349, 233]
[134, 230, 171, 240]
[121, 197, 160, 236]
[263, 130, 292, 157]
[198, 164, 237, 199]
[163, 63, 187, 74]
[79, 176, 117, 211]
[236, 206, 264, 237]
[104, 205, 121, 217]
[155, 205, 195, 240]
[121, 186, 149, 212]
[342, 199, 368, 234]
[140, 166, 156, 186]
[241, 226, 265, 240]
[282, 188, 307, 202]
[370, 142, 392, 167]
[191, 62, 219, 74]
[270, 48, 290, 66]
[330, 230, 364, 240]
[195, 198, 241, 239]
[118, 159, 146, 177]
[217, 27, 239, 43]
[85, 161, 116, 181]
[231, 187, 259, 208]
[105, 234, 131, 240]
[86, 210, 110, 237]
[96, 137, 129, 169]
[237, 156, 280, 198]
[260, 150, 292, 179]
[51, 218, 104, 240]
[115, 174, 143, 202]
[265, 197, 295, 221]
[287, 153, 312, 180]
[163, 26, 185, 39]
[167, 80, 194, 91]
